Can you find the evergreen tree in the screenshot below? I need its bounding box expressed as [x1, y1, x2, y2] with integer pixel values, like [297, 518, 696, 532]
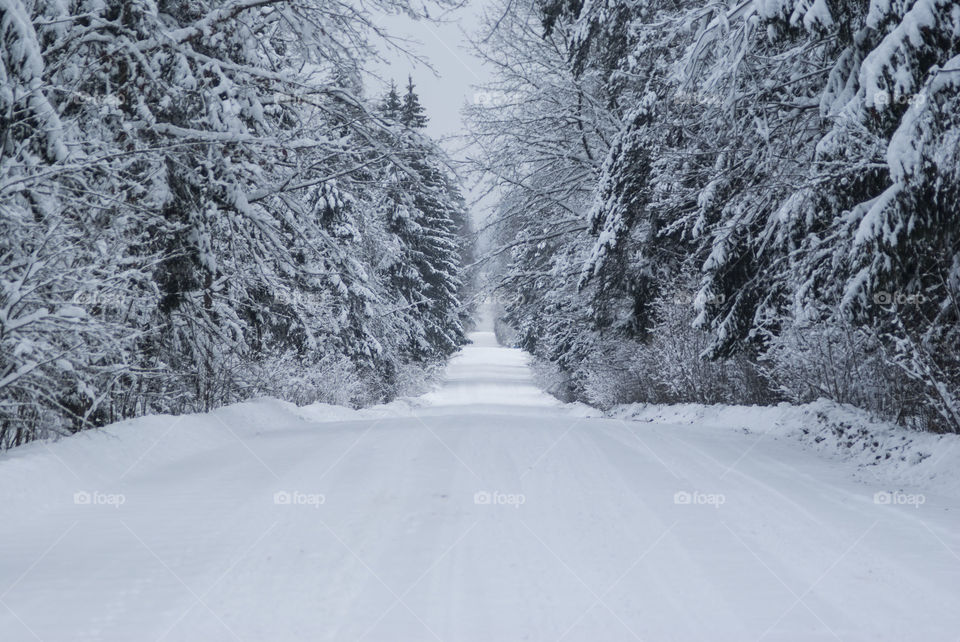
[0, 0, 471, 447]
[401, 76, 429, 129]
[469, 0, 960, 431]
[381, 81, 402, 121]
[377, 133, 466, 361]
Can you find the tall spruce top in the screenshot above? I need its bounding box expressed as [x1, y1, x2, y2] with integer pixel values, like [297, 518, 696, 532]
[381, 80, 402, 120]
[401, 76, 429, 129]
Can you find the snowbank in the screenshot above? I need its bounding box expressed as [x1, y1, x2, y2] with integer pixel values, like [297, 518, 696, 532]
[0, 397, 421, 523]
[609, 398, 960, 496]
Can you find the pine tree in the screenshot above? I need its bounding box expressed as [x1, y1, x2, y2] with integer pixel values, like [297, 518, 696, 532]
[381, 81, 402, 121]
[0, 0, 472, 447]
[470, 0, 960, 430]
[401, 76, 429, 129]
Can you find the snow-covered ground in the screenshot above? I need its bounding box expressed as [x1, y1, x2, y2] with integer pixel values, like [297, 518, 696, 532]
[2, 329, 959, 641]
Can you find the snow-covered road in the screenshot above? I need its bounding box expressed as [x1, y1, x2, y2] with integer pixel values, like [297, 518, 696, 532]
[2, 331, 959, 641]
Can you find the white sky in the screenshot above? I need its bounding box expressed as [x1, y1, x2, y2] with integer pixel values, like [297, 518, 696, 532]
[364, 2, 499, 225]
[366, 3, 492, 146]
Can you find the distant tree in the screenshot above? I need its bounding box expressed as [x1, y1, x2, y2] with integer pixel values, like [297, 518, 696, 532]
[381, 81, 403, 121]
[401, 76, 429, 129]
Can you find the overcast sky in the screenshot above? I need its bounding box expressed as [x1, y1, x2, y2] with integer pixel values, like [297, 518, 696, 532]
[364, 2, 498, 224]
[366, 3, 492, 145]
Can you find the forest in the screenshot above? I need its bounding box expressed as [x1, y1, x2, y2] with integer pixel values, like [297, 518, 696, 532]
[1, 0, 473, 447]
[2, 2, 959, 638]
[2, 0, 958, 449]
[466, 0, 960, 433]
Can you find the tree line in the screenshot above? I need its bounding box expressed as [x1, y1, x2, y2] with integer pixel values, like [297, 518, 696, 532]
[467, 0, 959, 432]
[0, 0, 472, 447]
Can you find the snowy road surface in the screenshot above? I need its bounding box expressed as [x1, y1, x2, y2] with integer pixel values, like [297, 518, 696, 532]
[2, 330, 959, 641]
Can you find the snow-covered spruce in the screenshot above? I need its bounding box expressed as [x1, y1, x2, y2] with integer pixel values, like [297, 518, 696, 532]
[0, 0, 472, 448]
[470, 0, 960, 432]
